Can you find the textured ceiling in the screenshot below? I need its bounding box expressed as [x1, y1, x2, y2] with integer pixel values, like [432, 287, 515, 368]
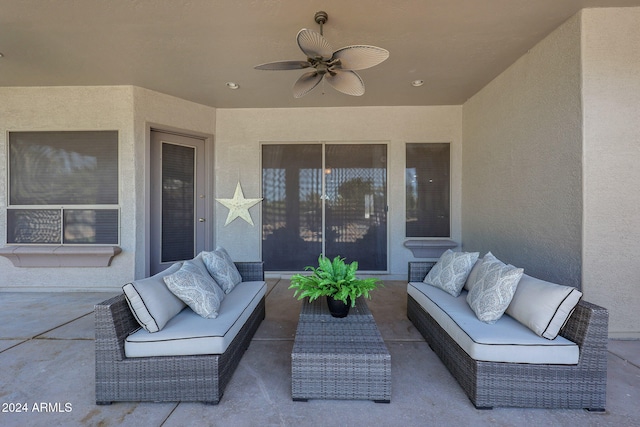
[2, 0, 640, 108]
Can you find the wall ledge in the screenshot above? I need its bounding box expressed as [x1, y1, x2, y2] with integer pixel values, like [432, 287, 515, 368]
[403, 239, 458, 258]
[0, 246, 122, 267]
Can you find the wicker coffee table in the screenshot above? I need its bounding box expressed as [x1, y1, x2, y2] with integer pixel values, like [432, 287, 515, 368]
[291, 297, 391, 403]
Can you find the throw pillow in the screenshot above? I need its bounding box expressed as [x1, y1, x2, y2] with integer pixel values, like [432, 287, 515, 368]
[423, 249, 480, 297]
[122, 262, 186, 332]
[463, 258, 483, 292]
[506, 274, 582, 339]
[163, 259, 225, 319]
[202, 246, 243, 294]
[466, 252, 524, 324]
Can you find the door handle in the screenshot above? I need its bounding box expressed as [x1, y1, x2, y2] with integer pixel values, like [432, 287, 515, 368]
[198, 218, 206, 222]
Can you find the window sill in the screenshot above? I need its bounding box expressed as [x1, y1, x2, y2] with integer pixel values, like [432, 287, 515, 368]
[404, 239, 458, 258]
[0, 246, 122, 268]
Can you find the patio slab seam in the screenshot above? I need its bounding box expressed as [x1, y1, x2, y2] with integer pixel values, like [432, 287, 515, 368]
[34, 311, 95, 338]
[609, 351, 640, 370]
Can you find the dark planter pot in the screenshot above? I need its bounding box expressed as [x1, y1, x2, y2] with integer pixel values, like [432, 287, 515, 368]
[327, 296, 351, 318]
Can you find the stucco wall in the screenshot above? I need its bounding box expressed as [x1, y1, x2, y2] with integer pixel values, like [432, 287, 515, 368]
[0, 86, 216, 290]
[461, 14, 583, 287]
[0, 86, 137, 290]
[214, 106, 463, 278]
[581, 8, 640, 338]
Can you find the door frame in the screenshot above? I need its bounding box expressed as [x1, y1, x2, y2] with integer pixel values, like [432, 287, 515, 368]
[143, 125, 214, 278]
[259, 140, 389, 273]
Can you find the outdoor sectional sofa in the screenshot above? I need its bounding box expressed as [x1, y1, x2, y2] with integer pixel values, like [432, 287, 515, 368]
[95, 249, 265, 405]
[407, 252, 608, 411]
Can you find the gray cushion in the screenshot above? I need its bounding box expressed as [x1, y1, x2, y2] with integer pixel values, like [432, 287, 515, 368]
[125, 281, 267, 357]
[163, 257, 225, 319]
[506, 274, 583, 339]
[466, 252, 524, 324]
[463, 257, 483, 292]
[407, 282, 579, 364]
[423, 249, 479, 297]
[202, 246, 242, 294]
[122, 262, 186, 333]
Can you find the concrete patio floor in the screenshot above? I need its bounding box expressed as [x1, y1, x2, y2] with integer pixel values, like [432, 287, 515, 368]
[1, 279, 639, 427]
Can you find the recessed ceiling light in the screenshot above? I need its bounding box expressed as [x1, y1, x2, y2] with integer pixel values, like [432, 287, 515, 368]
[226, 82, 239, 90]
[411, 80, 424, 87]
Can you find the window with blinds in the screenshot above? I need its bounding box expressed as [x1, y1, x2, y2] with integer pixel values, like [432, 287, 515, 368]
[406, 143, 450, 238]
[7, 131, 119, 245]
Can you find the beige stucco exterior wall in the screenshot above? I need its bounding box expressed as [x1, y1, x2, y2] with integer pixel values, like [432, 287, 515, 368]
[462, 14, 583, 288]
[214, 106, 463, 278]
[0, 86, 216, 290]
[581, 8, 640, 338]
[0, 86, 137, 290]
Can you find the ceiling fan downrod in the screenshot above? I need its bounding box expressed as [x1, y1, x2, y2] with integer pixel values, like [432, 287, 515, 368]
[314, 11, 328, 35]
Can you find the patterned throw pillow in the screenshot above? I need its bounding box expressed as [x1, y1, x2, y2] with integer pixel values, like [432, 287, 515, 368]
[423, 250, 480, 297]
[202, 247, 243, 294]
[163, 259, 225, 319]
[466, 252, 524, 324]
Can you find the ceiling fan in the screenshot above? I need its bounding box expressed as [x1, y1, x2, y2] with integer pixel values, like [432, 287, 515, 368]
[254, 11, 389, 98]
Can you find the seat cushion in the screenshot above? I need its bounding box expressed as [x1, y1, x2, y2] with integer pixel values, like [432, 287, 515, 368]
[125, 281, 266, 357]
[122, 262, 186, 333]
[408, 282, 579, 364]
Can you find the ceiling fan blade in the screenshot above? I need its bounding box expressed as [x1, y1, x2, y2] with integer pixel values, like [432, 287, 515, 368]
[293, 71, 323, 98]
[254, 60, 312, 70]
[325, 70, 365, 96]
[332, 45, 390, 70]
[297, 29, 333, 59]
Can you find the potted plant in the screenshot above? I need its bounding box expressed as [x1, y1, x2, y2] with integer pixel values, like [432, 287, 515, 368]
[289, 255, 383, 318]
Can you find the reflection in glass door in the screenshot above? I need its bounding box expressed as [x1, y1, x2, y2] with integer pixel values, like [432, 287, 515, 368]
[324, 144, 387, 270]
[262, 144, 387, 271]
[262, 145, 322, 270]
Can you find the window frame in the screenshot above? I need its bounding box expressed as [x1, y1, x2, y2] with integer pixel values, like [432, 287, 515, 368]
[6, 130, 121, 246]
[405, 142, 452, 239]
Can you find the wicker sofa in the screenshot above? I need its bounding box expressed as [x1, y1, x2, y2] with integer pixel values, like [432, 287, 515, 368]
[407, 260, 608, 410]
[95, 260, 265, 405]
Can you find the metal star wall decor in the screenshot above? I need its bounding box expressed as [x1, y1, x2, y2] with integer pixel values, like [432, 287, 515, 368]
[216, 182, 263, 226]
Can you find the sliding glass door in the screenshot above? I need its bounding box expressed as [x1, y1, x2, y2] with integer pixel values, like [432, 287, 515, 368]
[262, 145, 322, 270]
[262, 143, 387, 271]
[324, 144, 387, 270]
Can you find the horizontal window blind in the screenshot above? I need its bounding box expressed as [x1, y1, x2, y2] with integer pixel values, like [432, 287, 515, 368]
[8, 131, 119, 245]
[10, 131, 118, 205]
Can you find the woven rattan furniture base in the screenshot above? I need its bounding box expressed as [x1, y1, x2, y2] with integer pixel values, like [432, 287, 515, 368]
[291, 297, 391, 403]
[407, 261, 608, 410]
[95, 262, 265, 405]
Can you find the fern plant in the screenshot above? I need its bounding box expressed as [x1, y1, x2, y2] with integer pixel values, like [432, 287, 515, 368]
[289, 255, 382, 307]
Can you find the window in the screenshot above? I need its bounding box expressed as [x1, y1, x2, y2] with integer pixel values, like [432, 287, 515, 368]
[406, 143, 450, 237]
[7, 131, 119, 245]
